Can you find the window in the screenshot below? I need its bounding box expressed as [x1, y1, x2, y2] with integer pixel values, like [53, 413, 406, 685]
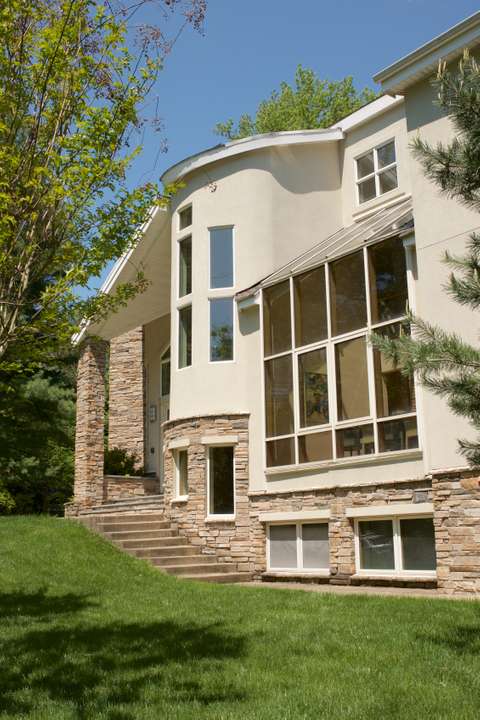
[160, 347, 170, 398]
[208, 446, 234, 516]
[179, 236, 192, 297]
[356, 517, 436, 574]
[175, 449, 188, 498]
[210, 298, 233, 361]
[179, 205, 192, 230]
[356, 140, 398, 205]
[268, 523, 329, 572]
[178, 305, 192, 368]
[262, 236, 418, 468]
[210, 227, 233, 289]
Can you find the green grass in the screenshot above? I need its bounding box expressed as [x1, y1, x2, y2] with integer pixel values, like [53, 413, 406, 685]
[1, 517, 480, 719]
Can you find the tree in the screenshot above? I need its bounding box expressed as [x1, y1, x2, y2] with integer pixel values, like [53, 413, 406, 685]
[0, 0, 206, 369]
[215, 65, 377, 140]
[372, 51, 480, 465]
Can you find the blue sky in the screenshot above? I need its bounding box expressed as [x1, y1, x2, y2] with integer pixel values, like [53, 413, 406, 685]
[88, 0, 480, 291]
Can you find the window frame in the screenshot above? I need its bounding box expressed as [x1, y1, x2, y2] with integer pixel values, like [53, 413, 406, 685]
[209, 296, 235, 364]
[207, 226, 236, 364]
[178, 204, 192, 232]
[355, 139, 398, 206]
[208, 225, 235, 291]
[261, 240, 420, 471]
[266, 521, 330, 574]
[206, 444, 236, 521]
[177, 234, 192, 300]
[174, 448, 189, 500]
[353, 514, 436, 578]
[177, 303, 192, 370]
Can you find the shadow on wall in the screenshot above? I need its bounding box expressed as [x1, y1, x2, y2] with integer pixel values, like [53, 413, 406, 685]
[0, 590, 247, 718]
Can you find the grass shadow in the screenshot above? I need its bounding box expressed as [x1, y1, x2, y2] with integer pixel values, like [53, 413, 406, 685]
[0, 588, 96, 620]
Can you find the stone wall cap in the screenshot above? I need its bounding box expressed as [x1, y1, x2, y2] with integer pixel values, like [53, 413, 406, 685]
[259, 509, 331, 523]
[345, 502, 433, 519]
[201, 434, 239, 446]
[168, 438, 190, 450]
[162, 411, 249, 429]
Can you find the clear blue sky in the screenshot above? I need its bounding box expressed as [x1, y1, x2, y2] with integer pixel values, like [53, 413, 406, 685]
[88, 0, 480, 291]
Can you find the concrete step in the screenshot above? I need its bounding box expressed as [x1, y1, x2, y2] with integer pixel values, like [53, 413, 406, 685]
[105, 528, 174, 541]
[134, 545, 199, 558]
[118, 536, 185, 549]
[163, 562, 232, 576]
[181, 572, 252, 584]
[98, 520, 171, 532]
[150, 554, 217, 567]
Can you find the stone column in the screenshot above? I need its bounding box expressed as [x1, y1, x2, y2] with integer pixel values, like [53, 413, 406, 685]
[73, 338, 108, 509]
[108, 326, 145, 467]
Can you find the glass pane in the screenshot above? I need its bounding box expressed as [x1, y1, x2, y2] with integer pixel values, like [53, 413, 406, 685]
[178, 450, 188, 496]
[293, 267, 328, 347]
[377, 141, 396, 169]
[299, 432, 332, 463]
[179, 236, 192, 297]
[374, 324, 415, 417]
[161, 359, 170, 397]
[302, 523, 329, 569]
[358, 177, 377, 204]
[264, 355, 294, 437]
[335, 336, 369, 421]
[379, 167, 398, 195]
[209, 446, 234, 515]
[329, 251, 367, 336]
[266, 437, 295, 467]
[298, 348, 329, 428]
[356, 151, 374, 179]
[210, 298, 233, 361]
[336, 425, 374, 458]
[210, 227, 233, 288]
[269, 525, 297, 569]
[359, 520, 395, 570]
[178, 306, 192, 368]
[263, 281, 292, 356]
[369, 237, 408, 323]
[179, 205, 192, 230]
[400, 518, 436, 571]
[378, 418, 418, 453]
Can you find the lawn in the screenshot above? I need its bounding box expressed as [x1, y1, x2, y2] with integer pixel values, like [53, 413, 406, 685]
[1, 517, 480, 719]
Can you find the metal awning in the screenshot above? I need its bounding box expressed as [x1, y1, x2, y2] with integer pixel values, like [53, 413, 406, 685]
[236, 196, 413, 302]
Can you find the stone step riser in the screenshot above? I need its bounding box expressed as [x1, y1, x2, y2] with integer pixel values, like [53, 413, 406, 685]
[104, 529, 174, 540]
[98, 521, 170, 532]
[150, 555, 218, 568]
[80, 508, 165, 517]
[163, 563, 233, 576]
[181, 573, 252, 584]
[118, 537, 185, 549]
[133, 546, 199, 558]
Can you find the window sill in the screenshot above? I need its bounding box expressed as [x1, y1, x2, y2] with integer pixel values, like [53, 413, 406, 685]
[205, 515, 236, 523]
[265, 448, 422, 477]
[352, 189, 409, 222]
[263, 570, 330, 579]
[352, 572, 437, 583]
[171, 496, 189, 504]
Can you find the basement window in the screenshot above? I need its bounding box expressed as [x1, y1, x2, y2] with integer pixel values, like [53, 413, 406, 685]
[267, 523, 329, 573]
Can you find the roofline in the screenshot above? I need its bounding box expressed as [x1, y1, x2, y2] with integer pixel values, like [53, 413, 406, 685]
[331, 94, 403, 132]
[161, 128, 343, 185]
[374, 11, 480, 93]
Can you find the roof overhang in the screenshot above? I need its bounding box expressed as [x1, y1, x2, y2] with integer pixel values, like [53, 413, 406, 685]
[374, 11, 480, 94]
[75, 205, 172, 343]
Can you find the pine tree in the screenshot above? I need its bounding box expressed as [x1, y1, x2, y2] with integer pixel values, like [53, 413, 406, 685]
[373, 51, 480, 465]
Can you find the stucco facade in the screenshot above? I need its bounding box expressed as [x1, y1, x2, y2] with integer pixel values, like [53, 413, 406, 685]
[72, 15, 480, 594]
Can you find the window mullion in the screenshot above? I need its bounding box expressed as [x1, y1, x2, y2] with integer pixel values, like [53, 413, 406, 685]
[289, 276, 299, 465]
[393, 519, 402, 572]
[297, 523, 302, 571]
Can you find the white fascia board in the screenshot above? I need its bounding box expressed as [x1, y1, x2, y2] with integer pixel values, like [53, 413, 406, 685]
[73, 204, 168, 345]
[331, 95, 404, 133]
[346, 503, 433, 519]
[374, 11, 480, 94]
[161, 128, 343, 185]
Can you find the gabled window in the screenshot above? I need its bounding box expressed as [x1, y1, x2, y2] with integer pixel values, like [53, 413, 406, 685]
[355, 140, 398, 205]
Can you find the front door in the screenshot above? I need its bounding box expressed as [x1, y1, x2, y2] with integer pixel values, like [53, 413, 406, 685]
[159, 347, 170, 490]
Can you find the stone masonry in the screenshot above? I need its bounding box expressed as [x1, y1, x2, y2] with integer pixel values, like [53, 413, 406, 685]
[162, 414, 251, 571]
[73, 338, 108, 510]
[108, 326, 145, 467]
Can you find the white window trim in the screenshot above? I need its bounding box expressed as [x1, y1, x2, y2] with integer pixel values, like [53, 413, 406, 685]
[174, 448, 189, 501]
[177, 204, 192, 233]
[355, 139, 398, 206]
[353, 515, 436, 578]
[266, 521, 330, 574]
[206, 444, 236, 521]
[261, 240, 420, 471]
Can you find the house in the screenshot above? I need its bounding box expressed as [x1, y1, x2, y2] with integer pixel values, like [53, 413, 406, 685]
[69, 13, 480, 594]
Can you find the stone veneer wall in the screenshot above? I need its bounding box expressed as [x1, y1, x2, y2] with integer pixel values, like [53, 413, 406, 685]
[249, 479, 433, 583]
[162, 414, 251, 571]
[73, 338, 108, 509]
[108, 326, 145, 467]
[103, 475, 159, 502]
[432, 471, 480, 594]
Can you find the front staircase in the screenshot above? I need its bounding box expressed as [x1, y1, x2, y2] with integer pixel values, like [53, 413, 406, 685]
[76, 498, 251, 584]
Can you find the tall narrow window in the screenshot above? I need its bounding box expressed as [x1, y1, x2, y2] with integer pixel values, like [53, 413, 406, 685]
[369, 237, 408, 323]
[335, 336, 369, 421]
[179, 205, 192, 230]
[176, 449, 188, 497]
[179, 236, 192, 297]
[210, 227, 233, 289]
[264, 355, 294, 438]
[178, 306, 192, 368]
[298, 348, 329, 428]
[263, 281, 291, 356]
[210, 298, 233, 361]
[329, 251, 366, 336]
[209, 446, 234, 516]
[294, 267, 328, 347]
